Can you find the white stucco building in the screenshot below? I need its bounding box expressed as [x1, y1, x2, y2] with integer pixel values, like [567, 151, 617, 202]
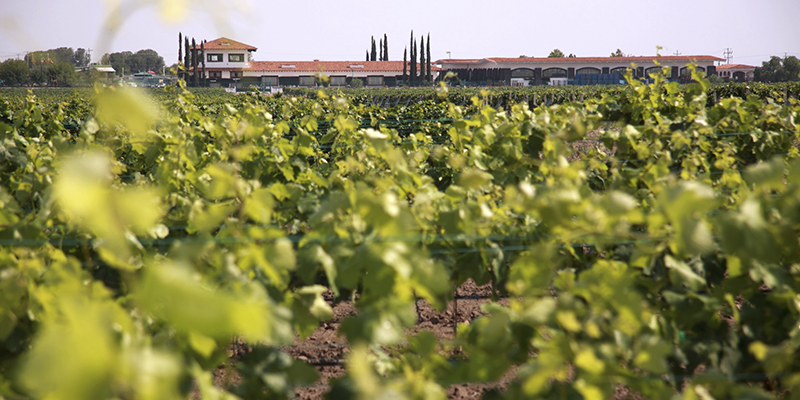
[436, 55, 725, 85]
[715, 64, 756, 82]
[191, 37, 438, 88]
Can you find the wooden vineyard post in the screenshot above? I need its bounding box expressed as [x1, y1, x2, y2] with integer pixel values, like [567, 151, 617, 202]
[453, 284, 458, 331]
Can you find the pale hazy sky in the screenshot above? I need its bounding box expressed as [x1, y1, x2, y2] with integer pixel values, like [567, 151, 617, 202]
[1, 0, 798, 66]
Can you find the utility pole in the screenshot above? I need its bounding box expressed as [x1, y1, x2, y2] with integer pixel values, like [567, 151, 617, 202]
[723, 48, 733, 64]
[673, 50, 681, 56]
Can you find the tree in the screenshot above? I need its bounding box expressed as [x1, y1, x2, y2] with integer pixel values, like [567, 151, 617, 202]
[134, 49, 165, 73]
[0, 59, 29, 86]
[403, 47, 407, 81]
[370, 36, 377, 61]
[708, 74, 724, 84]
[426, 33, 431, 82]
[47, 62, 76, 86]
[366, 50, 369, 62]
[178, 32, 183, 66]
[568, 53, 576, 58]
[72, 48, 90, 68]
[379, 38, 383, 62]
[754, 55, 800, 82]
[191, 38, 199, 86]
[49, 47, 74, 64]
[548, 49, 565, 58]
[610, 49, 624, 57]
[419, 35, 426, 83]
[201, 40, 206, 85]
[100, 53, 110, 65]
[29, 69, 47, 85]
[184, 37, 190, 81]
[410, 31, 416, 84]
[108, 51, 133, 76]
[783, 56, 800, 81]
[383, 33, 388, 61]
[105, 49, 164, 76]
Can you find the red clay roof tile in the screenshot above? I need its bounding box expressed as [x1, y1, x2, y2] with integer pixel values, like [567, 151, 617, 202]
[246, 60, 440, 72]
[436, 55, 725, 64]
[716, 64, 756, 69]
[192, 37, 257, 51]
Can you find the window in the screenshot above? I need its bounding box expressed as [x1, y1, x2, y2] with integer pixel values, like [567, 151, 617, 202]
[576, 67, 601, 75]
[511, 68, 535, 78]
[229, 54, 244, 62]
[330, 76, 347, 86]
[262, 76, 278, 86]
[542, 68, 567, 78]
[645, 67, 665, 77]
[299, 76, 315, 86]
[230, 71, 241, 78]
[209, 71, 221, 78]
[610, 67, 629, 75]
[207, 54, 223, 62]
[367, 76, 383, 86]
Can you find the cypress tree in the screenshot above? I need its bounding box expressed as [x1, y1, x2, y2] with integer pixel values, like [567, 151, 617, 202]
[178, 32, 182, 67]
[192, 38, 198, 87]
[383, 33, 388, 61]
[410, 31, 416, 84]
[426, 33, 432, 82]
[403, 47, 407, 81]
[366, 50, 369, 62]
[379, 38, 383, 62]
[419, 36, 425, 83]
[370, 37, 376, 61]
[184, 37, 190, 82]
[201, 40, 206, 86]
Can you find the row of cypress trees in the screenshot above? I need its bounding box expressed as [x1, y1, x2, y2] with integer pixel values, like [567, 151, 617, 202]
[178, 32, 207, 87]
[366, 34, 389, 62]
[403, 31, 432, 84]
[366, 31, 433, 85]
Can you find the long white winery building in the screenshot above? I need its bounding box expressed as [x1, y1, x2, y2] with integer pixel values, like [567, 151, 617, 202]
[436, 55, 725, 86]
[190, 38, 724, 88]
[191, 37, 438, 88]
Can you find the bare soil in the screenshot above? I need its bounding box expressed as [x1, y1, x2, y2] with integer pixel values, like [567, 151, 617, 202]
[285, 279, 512, 400]
[211, 279, 643, 399]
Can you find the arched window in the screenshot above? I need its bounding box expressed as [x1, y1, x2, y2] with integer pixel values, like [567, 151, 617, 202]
[542, 68, 567, 78]
[610, 67, 630, 75]
[645, 66, 666, 77]
[511, 68, 535, 78]
[679, 66, 706, 76]
[576, 67, 601, 75]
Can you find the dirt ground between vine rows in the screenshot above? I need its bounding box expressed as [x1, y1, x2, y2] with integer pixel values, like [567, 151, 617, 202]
[283, 280, 513, 400]
[210, 279, 642, 400]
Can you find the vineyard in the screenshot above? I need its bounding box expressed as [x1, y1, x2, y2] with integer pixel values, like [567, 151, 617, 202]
[1, 72, 800, 400]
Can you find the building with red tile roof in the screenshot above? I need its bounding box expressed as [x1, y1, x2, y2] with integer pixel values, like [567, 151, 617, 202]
[190, 38, 438, 89]
[715, 63, 756, 82]
[436, 55, 725, 86]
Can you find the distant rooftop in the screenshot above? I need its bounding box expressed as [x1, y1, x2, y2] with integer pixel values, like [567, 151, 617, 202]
[192, 37, 257, 51]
